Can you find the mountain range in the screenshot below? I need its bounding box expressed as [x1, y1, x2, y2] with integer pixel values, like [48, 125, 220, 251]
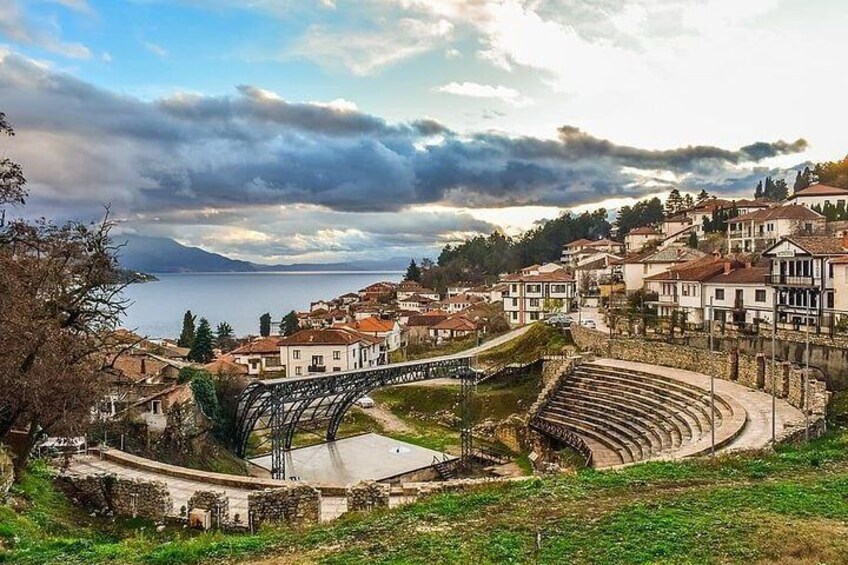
[116, 235, 410, 273]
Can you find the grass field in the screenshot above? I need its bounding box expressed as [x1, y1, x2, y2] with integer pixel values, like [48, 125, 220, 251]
[4, 427, 848, 563]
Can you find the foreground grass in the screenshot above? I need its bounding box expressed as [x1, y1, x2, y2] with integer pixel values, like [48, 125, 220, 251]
[5, 429, 848, 564]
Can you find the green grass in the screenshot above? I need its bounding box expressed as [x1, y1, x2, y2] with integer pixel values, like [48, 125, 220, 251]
[478, 323, 573, 366]
[6, 430, 848, 563]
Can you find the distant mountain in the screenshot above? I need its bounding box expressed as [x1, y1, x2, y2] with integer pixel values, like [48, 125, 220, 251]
[117, 235, 409, 273]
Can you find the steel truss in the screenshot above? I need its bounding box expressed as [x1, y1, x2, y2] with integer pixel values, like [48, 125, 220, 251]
[234, 356, 472, 478]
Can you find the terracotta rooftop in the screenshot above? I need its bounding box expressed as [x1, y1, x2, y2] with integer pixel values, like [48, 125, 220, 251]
[563, 238, 594, 248]
[628, 226, 659, 235]
[645, 257, 730, 282]
[586, 238, 622, 247]
[352, 316, 396, 333]
[231, 337, 283, 355]
[780, 236, 848, 256]
[203, 356, 249, 375]
[279, 328, 371, 346]
[501, 271, 574, 283]
[705, 266, 769, 284]
[630, 246, 706, 265]
[432, 316, 479, 332]
[407, 313, 448, 327]
[790, 183, 848, 198]
[440, 293, 484, 304]
[728, 204, 823, 224]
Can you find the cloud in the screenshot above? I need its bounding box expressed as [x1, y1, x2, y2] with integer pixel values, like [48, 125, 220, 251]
[0, 0, 91, 58]
[46, 0, 95, 15]
[434, 81, 531, 106]
[143, 41, 168, 57]
[0, 50, 809, 259]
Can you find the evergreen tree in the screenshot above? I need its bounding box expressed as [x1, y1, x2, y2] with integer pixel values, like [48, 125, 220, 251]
[178, 310, 196, 348]
[794, 167, 813, 193]
[772, 178, 789, 201]
[279, 310, 300, 336]
[687, 231, 699, 249]
[665, 189, 685, 216]
[754, 180, 763, 200]
[259, 312, 272, 337]
[215, 321, 235, 351]
[616, 197, 664, 236]
[683, 193, 695, 209]
[405, 259, 422, 282]
[189, 317, 214, 363]
[697, 189, 709, 202]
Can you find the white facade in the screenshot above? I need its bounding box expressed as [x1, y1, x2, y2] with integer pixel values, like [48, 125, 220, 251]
[503, 274, 576, 326]
[703, 282, 774, 325]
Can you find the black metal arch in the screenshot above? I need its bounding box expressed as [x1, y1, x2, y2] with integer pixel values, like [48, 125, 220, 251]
[233, 356, 474, 478]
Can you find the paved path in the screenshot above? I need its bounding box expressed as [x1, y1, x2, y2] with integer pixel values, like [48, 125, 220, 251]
[594, 359, 807, 453]
[66, 456, 408, 522]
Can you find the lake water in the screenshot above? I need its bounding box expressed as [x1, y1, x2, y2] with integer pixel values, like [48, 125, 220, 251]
[120, 272, 402, 338]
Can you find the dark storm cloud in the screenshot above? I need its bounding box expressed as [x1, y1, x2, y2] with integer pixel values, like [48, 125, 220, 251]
[0, 51, 809, 217]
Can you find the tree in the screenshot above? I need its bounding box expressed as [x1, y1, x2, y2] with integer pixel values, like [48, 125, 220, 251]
[405, 259, 422, 282]
[814, 156, 848, 188]
[754, 180, 763, 200]
[616, 197, 664, 236]
[683, 193, 694, 209]
[0, 113, 126, 474]
[189, 318, 214, 363]
[794, 167, 813, 193]
[190, 371, 221, 430]
[665, 189, 685, 216]
[279, 310, 300, 336]
[178, 311, 196, 349]
[687, 231, 699, 249]
[215, 322, 235, 351]
[259, 313, 272, 337]
[697, 189, 709, 202]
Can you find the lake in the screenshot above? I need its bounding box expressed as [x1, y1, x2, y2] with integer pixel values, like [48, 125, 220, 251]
[120, 272, 403, 338]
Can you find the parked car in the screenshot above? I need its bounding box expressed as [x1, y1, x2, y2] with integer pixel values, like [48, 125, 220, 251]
[355, 396, 375, 408]
[546, 314, 573, 327]
[580, 319, 597, 329]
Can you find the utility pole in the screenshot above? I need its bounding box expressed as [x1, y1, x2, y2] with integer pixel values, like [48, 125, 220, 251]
[709, 295, 715, 457]
[771, 290, 777, 445]
[805, 288, 811, 442]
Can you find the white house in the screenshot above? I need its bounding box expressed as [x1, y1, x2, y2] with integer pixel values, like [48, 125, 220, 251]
[439, 293, 484, 315]
[343, 316, 403, 352]
[231, 337, 285, 376]
[703, 265, 773, 326]
[644, 256, 727, 324]
[279, 328, 385, 377]
[788, 183, 848, 210]
[502, 270, 575, 326]
[762, 235, 848, 330]
[624, 227, 661, 253]
[727, 205, 824, 253]
[623, 246, 706, 292]
[428, 316, 480, 343]
[398, 294, 437, 313]
[396, 281, 440, 301]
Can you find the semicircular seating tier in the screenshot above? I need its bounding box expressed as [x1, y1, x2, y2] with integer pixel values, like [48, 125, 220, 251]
[536, 361, 747, 468]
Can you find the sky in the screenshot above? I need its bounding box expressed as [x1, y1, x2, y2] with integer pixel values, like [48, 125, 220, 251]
[1, 0, 847, 264]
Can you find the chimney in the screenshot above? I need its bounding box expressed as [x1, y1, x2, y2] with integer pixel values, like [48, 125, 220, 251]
[724, 261, 732, 275]
[842, 231, 848, 250]
[140, 357, 146, 375]
[745, 260, 752, 269]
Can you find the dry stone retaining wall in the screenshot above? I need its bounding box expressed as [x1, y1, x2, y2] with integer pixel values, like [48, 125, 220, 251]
[57, 473, 172, 520]
[571, 325, 829, 431]
[187, 490, 230, 525]
[346, 480, 390, 512]
[248, 485, 320, 528]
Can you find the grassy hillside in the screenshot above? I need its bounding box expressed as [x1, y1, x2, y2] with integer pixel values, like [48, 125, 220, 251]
[4, 426, 848, 564]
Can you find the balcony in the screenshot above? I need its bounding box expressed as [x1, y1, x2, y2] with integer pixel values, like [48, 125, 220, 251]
[657, 294, 679, 304]
[766, 274, 820, 287]
[308, 365, 327, 373]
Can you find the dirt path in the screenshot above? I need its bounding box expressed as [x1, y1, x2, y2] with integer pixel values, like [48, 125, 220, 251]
[353, 404, 414, 434]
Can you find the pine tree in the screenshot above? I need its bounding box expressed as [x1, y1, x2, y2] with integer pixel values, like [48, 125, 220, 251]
[754, 180, 763, 200]
[687, 231, 699, 249]
[794, 167, 813, 194]
[665, 189, 684, 216]
[259, 312, 272, 337]
[683, 193, 694, 209]
[178, 310, 196, 348]
[405, 259, 422, 282]
[215, 321, 234, 351]
[189, 318, 214, 363]
[279, 310, 300, 336]
[697, 189, 709, 202]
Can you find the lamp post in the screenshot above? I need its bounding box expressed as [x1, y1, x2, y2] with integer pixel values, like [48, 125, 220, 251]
[805, 288, 811, 443]
[709, 295, 715, 458]
[771, 290, 777, 445]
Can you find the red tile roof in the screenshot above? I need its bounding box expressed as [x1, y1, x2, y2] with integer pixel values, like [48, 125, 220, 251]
[728, 204, 823, 223]
[564, 238, 594, 248]
[628, 227, 659, 235]
[705, 266, 768, 284]
[501, 271, 574, 283]
[352, 317, 396, 333]
[432, 316, 479, 332]
[644, 257, 731, 282]
[790, 183, 848, 198]
[279, 328, 368, 346]
[231, 337, 283, 355]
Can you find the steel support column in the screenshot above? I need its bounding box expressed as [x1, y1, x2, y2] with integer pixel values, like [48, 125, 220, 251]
[270, 388, 286, 480]
[459, 367, 475, 468]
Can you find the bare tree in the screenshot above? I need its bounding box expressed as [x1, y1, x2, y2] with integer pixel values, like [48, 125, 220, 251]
[0, 112, 127, 476]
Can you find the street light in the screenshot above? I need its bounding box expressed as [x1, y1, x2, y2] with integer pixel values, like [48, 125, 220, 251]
[709, 295, 715, 458]
[771, 289, 777, 445]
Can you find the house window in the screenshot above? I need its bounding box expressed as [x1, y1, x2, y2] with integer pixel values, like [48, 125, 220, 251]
[512, 298, 518, 307]
[333, 350, 341, 360]
[511, 312, 518, 320]
[529, 298, 540, 307]
[295, 366, 302, 375]
[529, 312, 539, 321]
[333, 367, 341, 372]
[755, 289, 766, 303]
[682, 285, 689, 297]
[151, 400, 162, 415]
[715, 289, 725, 300]
[292, 350, 301, 360]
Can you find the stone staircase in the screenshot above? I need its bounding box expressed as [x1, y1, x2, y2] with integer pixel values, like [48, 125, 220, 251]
[536, 361, 744, 468]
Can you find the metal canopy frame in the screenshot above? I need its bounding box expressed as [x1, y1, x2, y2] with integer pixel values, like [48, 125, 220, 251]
[234, 356, 473, 479]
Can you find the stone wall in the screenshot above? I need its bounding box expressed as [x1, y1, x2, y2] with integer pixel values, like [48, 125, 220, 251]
[571, 325, 829, 434]
[346, 480, 390, 512]
[248, 485, 320, 528]
[57, 473, 172, 520]
[187, 490, 229, 525]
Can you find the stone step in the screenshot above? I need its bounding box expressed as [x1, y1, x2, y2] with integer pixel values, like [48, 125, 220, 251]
[540, 411, 644, 462]
[542, 402, 657, 457]
[546, 397, 674, 452]
[538, 414, 632, 465]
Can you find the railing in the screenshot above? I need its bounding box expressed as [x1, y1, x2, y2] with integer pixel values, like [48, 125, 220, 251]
[307, 365, 327, 373]
[529, 416, 593, 468]
[766, 274, 820, 287]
